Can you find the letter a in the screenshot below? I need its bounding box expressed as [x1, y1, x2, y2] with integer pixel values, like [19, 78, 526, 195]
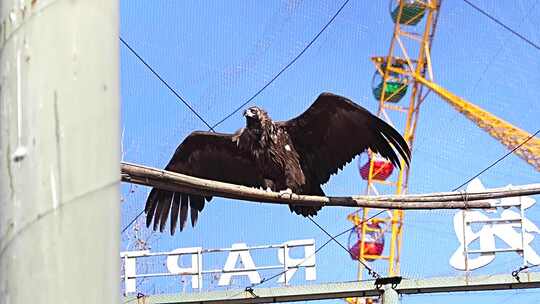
[218, 243, 261, 286]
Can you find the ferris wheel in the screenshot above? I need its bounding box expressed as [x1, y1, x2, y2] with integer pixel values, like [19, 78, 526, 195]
[346, 0, 540, 302]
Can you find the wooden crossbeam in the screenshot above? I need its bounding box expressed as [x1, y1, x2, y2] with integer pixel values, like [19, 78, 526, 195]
[121, 162, 540, 210]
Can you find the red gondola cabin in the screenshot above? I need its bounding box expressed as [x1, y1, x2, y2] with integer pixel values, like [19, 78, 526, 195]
[348, 222, 385, 261]
[359, 156, 394, 181]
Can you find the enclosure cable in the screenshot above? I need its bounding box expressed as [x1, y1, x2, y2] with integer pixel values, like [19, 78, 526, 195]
[452, 129, 540, 191]
[119, 37, 215, 132]
[466, 1, 539, 95]
[120, 36, 218, 232]
[512, 264, 540, 282]
[120, 0, 350, 231]
[308, 216, 381, 279]
[462, 0, 540, 51]
[211, 0, 352, 130]
[235, 210, 385, 299]
[121, 1, 539, 231]
[122, 209, 144, 234]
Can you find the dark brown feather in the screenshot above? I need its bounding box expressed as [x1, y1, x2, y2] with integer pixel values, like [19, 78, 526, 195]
[158, 192, 172, 232]
[145, 92, 410, 234]
[278, 92, 411, 186]
[189, 195, 204, 227]
[144, 131, 265, 234]
[154, 191, 172, 232]
[145, 188, 160, 228]
[179, 194, 189, 231]
[170, 192, 181, 235]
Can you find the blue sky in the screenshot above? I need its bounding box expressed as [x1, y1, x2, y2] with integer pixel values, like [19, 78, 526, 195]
[119, 1, 540, 302]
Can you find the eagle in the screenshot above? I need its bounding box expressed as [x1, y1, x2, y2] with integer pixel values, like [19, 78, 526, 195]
[145, 92, 411, 235]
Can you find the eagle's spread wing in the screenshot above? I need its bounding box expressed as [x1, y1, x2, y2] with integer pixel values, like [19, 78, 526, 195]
[279, 92, 411, 186]
[145, 131, 264, 234]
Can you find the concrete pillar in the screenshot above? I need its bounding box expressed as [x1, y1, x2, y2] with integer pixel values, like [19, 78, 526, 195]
[0, 0, 120, 303]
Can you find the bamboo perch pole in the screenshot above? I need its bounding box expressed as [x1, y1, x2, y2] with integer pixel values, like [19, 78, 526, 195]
[121, 162, 540, 210]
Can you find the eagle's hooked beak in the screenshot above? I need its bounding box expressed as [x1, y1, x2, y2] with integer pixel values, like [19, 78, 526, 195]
[244, 109, 256, 118]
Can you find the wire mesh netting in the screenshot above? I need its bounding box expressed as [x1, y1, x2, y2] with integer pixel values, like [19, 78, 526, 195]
[120, 0, 540, 302]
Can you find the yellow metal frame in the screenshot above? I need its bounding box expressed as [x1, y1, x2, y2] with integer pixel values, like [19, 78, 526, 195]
[347, 0, 539, 302]
[349, 0, 442, 284]
[395, 73, 540, 171]
[347, 214, 389, 261]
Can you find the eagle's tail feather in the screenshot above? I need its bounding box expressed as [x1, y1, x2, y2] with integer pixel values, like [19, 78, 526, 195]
[189, 195, 205, 228]
[145, 188, 160, 228]
[179, 194, 189, 231]
[144, 189, 174, 232]
[170, 192, 181, 235]
[145, 188, 210, 235]
[157, 191, 173, 232]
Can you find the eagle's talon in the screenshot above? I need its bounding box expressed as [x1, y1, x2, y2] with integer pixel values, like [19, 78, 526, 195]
[279, 188, 294, 199]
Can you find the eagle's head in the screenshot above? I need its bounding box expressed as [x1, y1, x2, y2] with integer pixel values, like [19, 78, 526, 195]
[243, 106, 271, 130]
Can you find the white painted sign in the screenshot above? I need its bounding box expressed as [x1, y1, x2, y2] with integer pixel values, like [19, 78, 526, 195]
[167, 247, 202, 289]
[121, 239, 316, 294]
[218, 243, 261, 286]
[450, 178, 540, 270]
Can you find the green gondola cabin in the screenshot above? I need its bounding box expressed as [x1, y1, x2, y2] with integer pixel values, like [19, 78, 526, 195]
[371, 60, 409, 104]
[390, 0, 427, 26]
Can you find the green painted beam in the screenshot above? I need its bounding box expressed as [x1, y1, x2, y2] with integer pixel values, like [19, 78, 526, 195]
[398, 272, 540, 294]
[126, 280, 382, 304]
[125, 273, 540, 304]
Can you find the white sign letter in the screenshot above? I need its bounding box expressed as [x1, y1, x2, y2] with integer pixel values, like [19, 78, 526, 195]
[166, 247, 203, 289]
[449, 210, 496, 270]
[218, 243, 261, 286]
[450, 178, 540, 270]
[277, 239, 316, 284]
[121, 250, 149, 294]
